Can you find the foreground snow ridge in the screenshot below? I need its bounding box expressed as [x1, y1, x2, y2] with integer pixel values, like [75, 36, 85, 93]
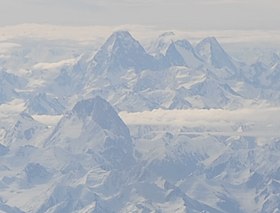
[0, 30, 280, 212]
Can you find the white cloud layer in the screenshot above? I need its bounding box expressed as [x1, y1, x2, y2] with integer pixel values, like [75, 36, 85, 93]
[119, 107, 280, 137]
[0, 0, 279, 30]
[1, 24, 280, 45]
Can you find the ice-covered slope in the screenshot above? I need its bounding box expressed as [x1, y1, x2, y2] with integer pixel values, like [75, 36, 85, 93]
[3, 112, 48, 147]
[24, 93, 65, 115]
[0, 70, 27, 104]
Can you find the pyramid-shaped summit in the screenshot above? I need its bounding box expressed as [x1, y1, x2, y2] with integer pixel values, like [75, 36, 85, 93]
[195, 37, 236, 70]
[46, 96, 134, 169]
[165, 39, 202, 68]
[93, 31, 156, 73]
[72, 96, 130, 137]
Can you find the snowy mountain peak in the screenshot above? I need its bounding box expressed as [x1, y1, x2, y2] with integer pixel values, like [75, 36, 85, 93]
[93, 30, 155, 72]
[197, 37, 227, 52]
[72, 96, 130, 136]
[4, 112, 47, 146]
[148, 32, 176, 56]
[73, 96, 113, 118]
[105, 30, 140, 51]
[46, 96, 134, 170]
[201, 36, 219, 45]
[111, 30, 135, 40]
[196, 37, 236, 70]
[196, 37, 222, 55]
[165, 39, 202, 67]
[173, 39, 193, 50]
[159, 31, 176, 38]
[256, 51, 280, 66]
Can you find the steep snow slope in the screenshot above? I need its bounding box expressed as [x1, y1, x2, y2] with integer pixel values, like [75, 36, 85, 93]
[4, 112, 48, 147]
[24, 93, 65, 115]
[0, 70, 27, 104]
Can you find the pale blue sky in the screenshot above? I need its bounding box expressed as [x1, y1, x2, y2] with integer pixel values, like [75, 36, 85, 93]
[0, 0, 279, 30]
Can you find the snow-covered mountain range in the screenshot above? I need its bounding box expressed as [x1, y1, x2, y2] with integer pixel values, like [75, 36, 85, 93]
[0, 30, 280, 212]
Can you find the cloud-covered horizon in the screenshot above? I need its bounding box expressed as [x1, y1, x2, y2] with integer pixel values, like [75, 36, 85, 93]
[0, 0, 279, 30]
[1, 24, 280, 45]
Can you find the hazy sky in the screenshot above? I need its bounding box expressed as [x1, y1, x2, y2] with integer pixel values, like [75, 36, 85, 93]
[0, 0, 279, 30]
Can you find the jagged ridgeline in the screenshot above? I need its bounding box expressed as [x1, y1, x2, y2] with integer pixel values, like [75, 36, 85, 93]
[0, 30, 280, 212]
